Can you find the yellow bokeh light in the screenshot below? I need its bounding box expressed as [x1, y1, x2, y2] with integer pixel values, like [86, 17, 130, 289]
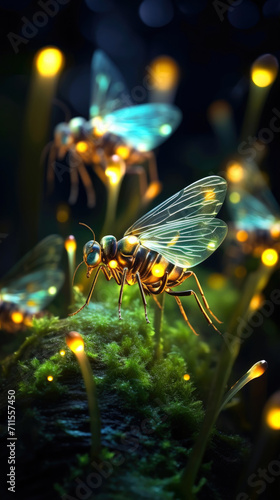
[226, 162, 244, 183]
[109, 260, 118, 269]
[149, 56, 180, 91]
[76, 141, 88, 153]
[249, 294, 264, 311]
[152, 264, 165, 278]
[261, 248, 278, 267]
[105, 156, 125, 186]
[251, 54, 279, 88]
[65, 235, 77, 253]
[26, 300, 36, 307]
[66, 331, 85, 353]
[270, 223, 280, 240]
[92, 116, 106, 137]
[36, 47, 64, 77]
[56, 204, 70, 223]
[11, 311, 24, 324]
[266, 408, 280, 430]
[60, 350, 66, 357]
[229, 192, 241, 204]
[115, 145, 130, 160]
[47, 375, 54, 382]
[207, 273, 226, 290]
[48, 286, 57, 295]
[144, 181, 162, 202]
[236, 230, 248, 242]
[183, 373, 190, 381]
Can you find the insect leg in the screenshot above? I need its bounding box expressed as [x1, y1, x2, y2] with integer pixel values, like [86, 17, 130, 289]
[185, 271, 222, 323]
[68, 153, 80, 205]
[101, 266, 112, 281]
[72, 152, 96, 208]
[167, 289, 220, 334]
[118, 268, 128, 320]
[173, 296, 199, 336]
[148, 272, 168, 295]
[136, 272, 150, 323]
[68, 266, 102, 316]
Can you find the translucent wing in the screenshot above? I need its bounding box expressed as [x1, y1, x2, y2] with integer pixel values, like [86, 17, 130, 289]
[0, 235, 64, 313]
[0, 270, 64, 314]
[228, 190, 276, 231]
[102, 103, 182, 151]
[125, 176, 227, 268]
[89, 50, 129, 119]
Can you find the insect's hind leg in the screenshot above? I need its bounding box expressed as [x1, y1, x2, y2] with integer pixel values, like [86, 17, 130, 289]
[167, 289, 221, 334]
[173, 296, 199, 336]
[184, 271, 222, 324]
[136, 272, 150, 324]
[118, 268, 128, 320]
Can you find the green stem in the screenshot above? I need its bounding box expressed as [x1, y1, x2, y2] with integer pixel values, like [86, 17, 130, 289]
[101, 182, 122, 237]
[153, 293, 165, 361]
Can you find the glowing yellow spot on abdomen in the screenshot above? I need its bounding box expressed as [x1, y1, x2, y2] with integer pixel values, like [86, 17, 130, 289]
[151, 263, 165, 278]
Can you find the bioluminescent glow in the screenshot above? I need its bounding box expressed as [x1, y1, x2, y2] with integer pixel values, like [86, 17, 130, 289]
[261, 248, 278, 267]
[36, 47, 64, 77]
[251, 54, 279, 88]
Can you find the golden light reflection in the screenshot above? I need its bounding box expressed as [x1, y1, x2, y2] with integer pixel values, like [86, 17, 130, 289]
[105, 155, 125, 186]
[60, 350, 66, 357]
[47, 375, 54, 382]
[109, 260, 118, 269]
[36, 47, 64, 77]
[76, 141, 88, 153]
[65, 235, 77, 253]
[115, 145, 130, 160]
[236, 230, 248, 242]
[183, 373, 190, 381]
[249, 293, 264, 311]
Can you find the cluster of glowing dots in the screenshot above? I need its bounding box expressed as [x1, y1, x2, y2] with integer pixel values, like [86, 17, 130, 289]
[261, 248, 278, 267]
[36, 47, 64, 77]
[251, 54, 279, 88]
[226, 162, 244, 183]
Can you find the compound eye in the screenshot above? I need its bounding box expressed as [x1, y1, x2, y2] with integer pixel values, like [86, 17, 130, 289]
[87, 251, 100, 266]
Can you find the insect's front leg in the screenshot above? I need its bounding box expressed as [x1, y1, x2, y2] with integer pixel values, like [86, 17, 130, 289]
[118, 268, 128, 320]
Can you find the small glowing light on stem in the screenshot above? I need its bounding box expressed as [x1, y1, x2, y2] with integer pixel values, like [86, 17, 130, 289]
[183, 374, 190, 381]
[47, 375, 54, 382]
[249, 293, 264, 311]
[105, 155, 126, 186]
[226, 162, 244, 183]
[236, 230, 249, 242]
[60, 350, 66, 357]
[149, 56, 180, 91]
[11, 312, 24, 324]
[65, 235, 77, 253]
[143, 181, 162, 202]
[152, 264, 165, 277]
[261, 248, 278, 267]
[219, 360, 268, 414]
[251, 54, 279, 88]
[66, 331, 84, 353]
[36, 47, 64, 77]
[76, 141, 88, 153]
[56, 204, 70, 223]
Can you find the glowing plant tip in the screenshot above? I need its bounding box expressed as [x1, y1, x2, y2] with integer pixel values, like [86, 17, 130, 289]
[56, 204, 70, 223]
[226, 162, 244, 183]
[152, 264, 165, 278]
[266, 409, 280, 430]
[270, 223, 280, 239]
[183, 374, 190, 381]
[144, 181, 162, 201]
[11, 312, 23, 324]
[251, 54, 279, 87]
[65, 235, 77, 253]
[236, 230, 248, 242]
[76, 141, 88, 153]
[115, 145, 130, 159]
[105, 156, 125, 186]
[249, 293, 264, 311]
[47, 375, 53, 382]
[229, 192, 240, 204]
[149, 56, 180, 91]
[60, 350, 66, 357]
[66, 331, 85, 353]
[36, 47, 64, 77]
[108, 259, 118, 269]
[219, 360, 267, 414]
[261, 248, 278, 267]
[48, 286, 57, 295]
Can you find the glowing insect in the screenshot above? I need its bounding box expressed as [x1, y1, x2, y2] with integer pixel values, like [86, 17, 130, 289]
[70, 176, 228, 335]
[47, 50, 182, 207]
[0, 235, 64, 332]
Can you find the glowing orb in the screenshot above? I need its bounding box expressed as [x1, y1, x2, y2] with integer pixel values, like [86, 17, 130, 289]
[36, 47, 64, 77]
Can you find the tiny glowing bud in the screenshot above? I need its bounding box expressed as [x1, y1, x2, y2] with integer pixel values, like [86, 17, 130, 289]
[47, 375, 54, 382]
[65, 235, 77, 253]
[251, 54, 279, 88]
[183, 374, 190, 381]
[144, 181, 162, 202]
[56, 203, 70, 223]
[105, 155, 125, 186]
[229, 192, 241, 204]
[36, 47, 64, 77]
[66, 331, 85, 353]
[152, 263, 165, 278]
[48, 286, 57, 295]
[248, 360, 268, 380]
[76, 141, 88, 153]
[60, 350, 66, 357]
[127, 236, 138, 245]
[11, 312, 24, 324]
[109, 260, 118, 269]
[263, 391, 280, 430]
[270, 223, 280, 240]
[149, 56, 180, 91]
[226, 162, 244, 183]
[236, 230, 249, 242]
[249, 293, 264, 311]
[261, 248, 278, 267]
[115, 145, 130, 159]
